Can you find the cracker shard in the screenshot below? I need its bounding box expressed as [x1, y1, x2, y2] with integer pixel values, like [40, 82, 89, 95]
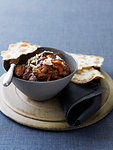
[1, 41, 40, 60]
[71, 53, 104, 70]
[71, 68, 104, 84]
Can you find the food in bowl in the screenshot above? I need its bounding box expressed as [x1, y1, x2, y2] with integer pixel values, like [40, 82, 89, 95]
[14, 51, 71, 81]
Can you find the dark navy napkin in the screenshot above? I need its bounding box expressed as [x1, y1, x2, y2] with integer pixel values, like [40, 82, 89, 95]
[58, 80, 105, 126]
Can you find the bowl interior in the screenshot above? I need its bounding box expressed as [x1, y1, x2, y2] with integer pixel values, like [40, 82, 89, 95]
[4, 47, 77, 77]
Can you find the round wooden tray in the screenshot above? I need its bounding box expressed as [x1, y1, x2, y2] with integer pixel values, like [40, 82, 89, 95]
[0, 71, 113, 131]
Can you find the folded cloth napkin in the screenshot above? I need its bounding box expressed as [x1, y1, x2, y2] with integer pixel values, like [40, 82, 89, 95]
[58, 80, 106, 126]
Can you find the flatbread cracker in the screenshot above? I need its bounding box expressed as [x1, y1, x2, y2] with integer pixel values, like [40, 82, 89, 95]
[71, 53, 104, 70]
[1, 41, 40, 60]
[71, 67, 104, 84]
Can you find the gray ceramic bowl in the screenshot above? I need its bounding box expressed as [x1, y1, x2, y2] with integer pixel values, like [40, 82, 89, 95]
[4, 47, 78, 101]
